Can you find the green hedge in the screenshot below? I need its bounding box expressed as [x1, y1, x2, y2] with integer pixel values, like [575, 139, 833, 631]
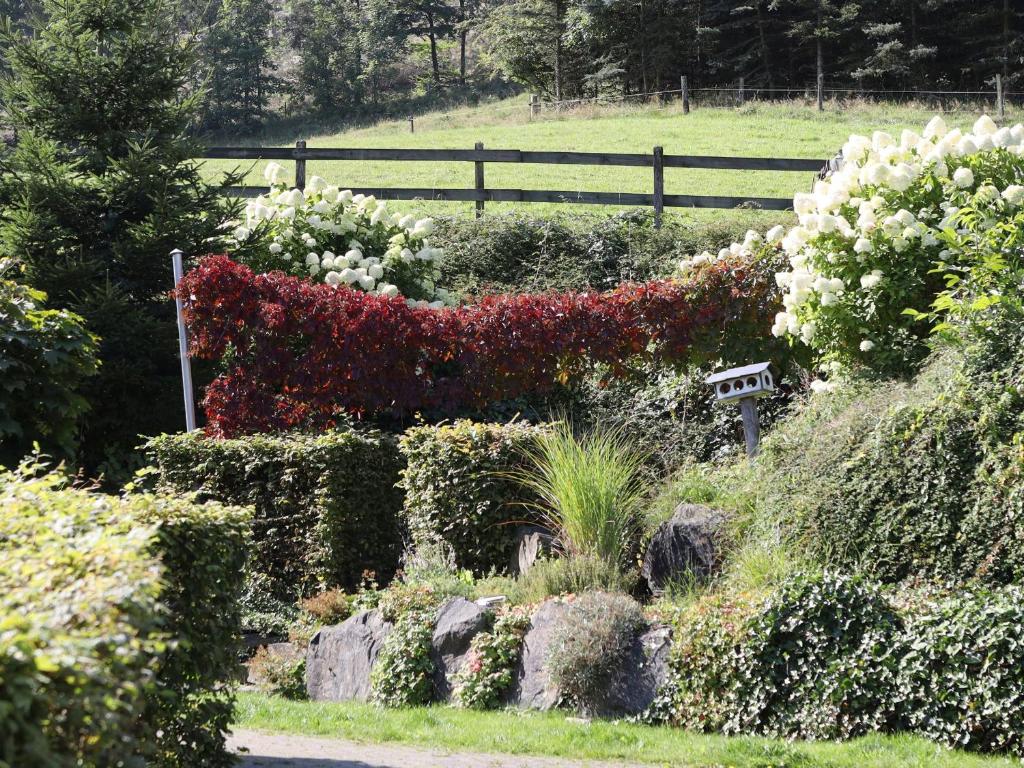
[656, 572, 1024, 755]
[398, 420, 547, 575]
[148, 429, 405, 595]
[0, 465, 249, 768]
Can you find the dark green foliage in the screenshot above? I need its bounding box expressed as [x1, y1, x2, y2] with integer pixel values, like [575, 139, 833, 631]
[0, 465, 250, 768]
[726, 572, 903, 740]
[0, 272, 98, 467]
[656, 573, 1024, 755]
[0, 0, 242, 479]
[202, 0, 275, 130]
[894, 585, 1024, 755]
[148, 429, 405, 597]
[433, 211, 758, 296]
[398, 420, 548, 575]
[545, 592, 647, 714]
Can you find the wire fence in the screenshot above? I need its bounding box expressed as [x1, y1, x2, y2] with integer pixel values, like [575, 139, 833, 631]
[530, 81, 1023, 116]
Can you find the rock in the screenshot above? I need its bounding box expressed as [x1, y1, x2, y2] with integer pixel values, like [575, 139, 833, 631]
[509, 599, 572, 710]
[641, 504, 729, 595]
[602, 625, 673, 716]
[306, 609, 392, 701]
[430, 597, 491, 700]
[513, 525, 555, 574]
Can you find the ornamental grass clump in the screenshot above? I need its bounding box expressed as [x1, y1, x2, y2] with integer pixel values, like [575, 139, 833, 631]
[514, 423, 647, 571]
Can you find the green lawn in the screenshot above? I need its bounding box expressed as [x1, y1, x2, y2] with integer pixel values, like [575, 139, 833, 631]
[235, 692, 1017, 768]
[201, 98, 1017, 223]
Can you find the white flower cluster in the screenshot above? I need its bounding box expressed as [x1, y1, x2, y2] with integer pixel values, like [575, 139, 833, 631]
[683, 115, 1024, 370]
[228, 163, 451, 306]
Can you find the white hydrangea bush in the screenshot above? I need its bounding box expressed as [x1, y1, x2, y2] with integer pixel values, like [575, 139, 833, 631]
[684, 115, 1024, 376]
[227, 162, 451, 306]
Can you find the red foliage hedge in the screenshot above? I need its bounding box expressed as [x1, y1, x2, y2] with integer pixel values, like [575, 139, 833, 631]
[179, 254, 781, 437]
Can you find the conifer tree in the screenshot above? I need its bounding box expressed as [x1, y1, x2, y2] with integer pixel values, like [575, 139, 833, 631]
[204, 0, 276, 129]
[0, 0, 242, 478]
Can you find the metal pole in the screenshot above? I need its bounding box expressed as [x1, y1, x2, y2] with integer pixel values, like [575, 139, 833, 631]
[171, 249, 197, 433]
[738, 397, 760, 458]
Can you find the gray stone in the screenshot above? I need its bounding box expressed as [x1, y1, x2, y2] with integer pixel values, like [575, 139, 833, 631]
[305, 610, 392, 701]
[430, 597, 492, 700]
[602, 625, 673, 716]
[508, 599, 572, 710]
[641, 504, 729, 596]
[513, 525, 555, 574]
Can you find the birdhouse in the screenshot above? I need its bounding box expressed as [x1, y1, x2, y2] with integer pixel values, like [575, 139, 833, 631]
[706, 362, 775, 403]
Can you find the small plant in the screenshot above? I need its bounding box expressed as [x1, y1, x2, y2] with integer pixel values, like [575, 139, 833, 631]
[452, 607, 531, 709]
[370, 611, 437, 707]
[545, 591, 647, 714]
[515, 423, 647, 570]
[248, 646, 307, 700]
[299, 588, 353, 626]
[512, 553, 638, 604]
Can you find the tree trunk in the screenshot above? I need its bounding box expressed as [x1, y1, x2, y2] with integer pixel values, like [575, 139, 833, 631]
[427, 10, 441, 84]
[816, 4, 823, 88]
[459, 0, 467, 85]
[755, 0, 774, 90]
[1004, 0, 1011, 82]
[554, 0, 564, 100]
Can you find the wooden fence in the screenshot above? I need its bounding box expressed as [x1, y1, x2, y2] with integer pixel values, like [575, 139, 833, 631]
[201, 142, 828, 226]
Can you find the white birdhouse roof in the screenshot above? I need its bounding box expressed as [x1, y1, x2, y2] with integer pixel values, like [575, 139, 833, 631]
[706, 362, 773, 385]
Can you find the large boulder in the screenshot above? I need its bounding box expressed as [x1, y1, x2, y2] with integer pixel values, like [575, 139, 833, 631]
[508, 599, 572, 710]
[641, 504, 729, 595]
[431, 597, 491, 700]
[602, 625, 673, 715]
[306, 609, 392, 701]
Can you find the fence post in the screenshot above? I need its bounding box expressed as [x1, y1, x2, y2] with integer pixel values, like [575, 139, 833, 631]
[474, 141, 485, 219]
[737, 77, 745, 106]
[997, 74, 1005, 119]
[171, 249, 197, 433]
[409, 116, 415, 133]
[681, 75, 690, 114]
[530, 94, 539, 117]
[652, 145, 664, 229]
[294, 140, 307, 189]
[817, 73, 824, 112]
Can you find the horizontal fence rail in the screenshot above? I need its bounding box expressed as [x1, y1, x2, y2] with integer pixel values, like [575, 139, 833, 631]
[201, 144, 828, 224]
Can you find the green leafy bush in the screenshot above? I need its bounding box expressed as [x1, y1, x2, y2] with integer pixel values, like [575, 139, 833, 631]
[453, 607, 530, 709]
[398, 420, 548, 575]
[148, 429, 404, 596]
[248, 646, 307, 701]
[0, 273, 98, 467]
[894, 585, 1024, 754]
[545, 592, 647, 714]
[0, 464, 249, 768]
[370, 611, 437, 707]
[434, 210, 761, 296]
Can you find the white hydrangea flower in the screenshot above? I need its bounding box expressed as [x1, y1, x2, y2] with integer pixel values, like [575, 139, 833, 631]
[953, 167, 975, 188]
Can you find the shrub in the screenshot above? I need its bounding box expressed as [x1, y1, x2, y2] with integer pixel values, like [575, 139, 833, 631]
[178, 249, 783, 436]
[398, 420, 547, 575]
[248, 646, 307, 700]
[757, 115, 1024, 376]
[299, 588, 355, 626]
[227, 175, 448, 303]
[452, 607, 530, 709]
[545, 592, 647, 714]
[508, 553, 639, 605]
[433, 210, 762, 295]
[894, 585, 1024, 755]
[0, 465, 250, 768]
[514, 422, 647, 569]
[0, 273, 98, 467]
[147, 429, 404, 595]
[726, 572, 903, 740]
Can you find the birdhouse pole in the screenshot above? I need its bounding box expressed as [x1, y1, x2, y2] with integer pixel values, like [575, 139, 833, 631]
[738, 397, 761, 458]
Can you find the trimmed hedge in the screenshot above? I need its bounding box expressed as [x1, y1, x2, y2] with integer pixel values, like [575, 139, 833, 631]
[0, 466, 249, 768]
[656, 572, 1024, 755]
[398, 420, 547, 575]
[147, 429, 405, 595]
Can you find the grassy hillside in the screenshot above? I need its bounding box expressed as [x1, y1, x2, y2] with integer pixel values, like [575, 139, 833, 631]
[201, 98, 1013, 223]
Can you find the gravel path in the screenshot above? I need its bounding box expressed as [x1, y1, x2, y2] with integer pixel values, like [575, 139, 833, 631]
[229, 728, 649, 768]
